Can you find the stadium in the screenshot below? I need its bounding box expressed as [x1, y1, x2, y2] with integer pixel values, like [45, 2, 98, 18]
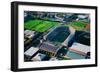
[39, 25, 75, 57]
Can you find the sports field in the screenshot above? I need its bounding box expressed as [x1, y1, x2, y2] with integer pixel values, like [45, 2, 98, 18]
[24, 20, 60, 32]
[68, 21, 88, 30]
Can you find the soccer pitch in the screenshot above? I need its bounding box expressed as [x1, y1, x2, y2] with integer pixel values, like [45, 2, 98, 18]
[24, 20, 60, 32]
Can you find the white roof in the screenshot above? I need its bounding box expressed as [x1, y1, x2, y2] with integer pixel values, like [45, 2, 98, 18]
[70, 42, 90, 53]
[24, 47, 39, 56]
[24, 30, 35, 38]
[50, 58, 58, 61]
[78, 15, 88, 19]
[31, 53, 46, 61]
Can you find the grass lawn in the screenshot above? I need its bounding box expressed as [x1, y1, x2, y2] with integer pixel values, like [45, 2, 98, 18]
[68, 21, 88, 30]
[24, 20, 60, 32]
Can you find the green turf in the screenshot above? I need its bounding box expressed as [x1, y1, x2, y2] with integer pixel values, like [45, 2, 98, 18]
[24, 20, 60, 32]
[69, 21, 87, 30]
[71, 21, 86, 27]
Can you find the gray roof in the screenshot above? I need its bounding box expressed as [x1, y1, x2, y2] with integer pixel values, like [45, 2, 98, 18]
[39, 42, 59, 54]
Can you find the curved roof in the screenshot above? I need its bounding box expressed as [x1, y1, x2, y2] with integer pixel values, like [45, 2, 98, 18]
[46, 26, 70, 44]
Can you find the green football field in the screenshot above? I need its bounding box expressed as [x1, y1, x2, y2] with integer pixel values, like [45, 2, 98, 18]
[68, 21, 88, 30]
[24, 20, 60, 32]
